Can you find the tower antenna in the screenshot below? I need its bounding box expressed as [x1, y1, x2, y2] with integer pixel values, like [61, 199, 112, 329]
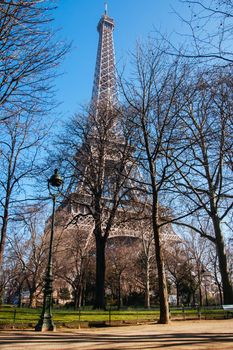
[104, 2, 108, 15]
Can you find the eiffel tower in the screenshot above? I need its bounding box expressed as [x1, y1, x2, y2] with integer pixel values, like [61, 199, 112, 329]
[58, 5, 179, 249]
[91, 3, 117, 108]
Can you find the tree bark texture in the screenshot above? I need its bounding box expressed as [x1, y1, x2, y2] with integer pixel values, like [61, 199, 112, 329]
[153, 225, 170, 323]
[0, 200, 9, 268]
[152, 193, 170, 323]
[94, 234, 106, 309]
[213, 216, 233, 304]
[145, 259, 151, 309]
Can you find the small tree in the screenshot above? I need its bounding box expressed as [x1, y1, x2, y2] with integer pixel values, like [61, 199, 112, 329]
[106, 239, 139, 309]
[165, 242, 190, 306]
[54, 221, 93, 309]
[7, 208, 48, 307]
[59, 288, 70, 303]
[137, 229, 155, 309]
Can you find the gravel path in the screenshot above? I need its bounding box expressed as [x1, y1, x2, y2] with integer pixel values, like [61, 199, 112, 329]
[0, 319, 233, 349]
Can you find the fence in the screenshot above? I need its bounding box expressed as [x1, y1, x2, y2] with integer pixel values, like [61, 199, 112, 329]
[0, 305, 229, 329]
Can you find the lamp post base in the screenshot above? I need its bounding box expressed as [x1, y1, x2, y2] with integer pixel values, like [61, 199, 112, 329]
[35, 314, 56, 332]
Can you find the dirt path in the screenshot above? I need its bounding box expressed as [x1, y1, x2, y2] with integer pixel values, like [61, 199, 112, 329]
[0, 319, 233, 349]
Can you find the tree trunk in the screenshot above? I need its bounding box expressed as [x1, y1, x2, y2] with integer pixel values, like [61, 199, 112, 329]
[145, 259, 151, 309]
[117, 275, 122, 310]
[213, 216, 233, 304]
[78, 284, 83, 308]
[152, 205, 170, 323]
[199, 285, 203, 307]
[17, 285, 22, 308]
[192, 291, 196, 306]
[94, 235, 106, 309]
[146, 162, 169, 322]
[204, 282, 208, 306]
[29, 290, 36, 308]
[73, 287, 79, 310]
[214, 261, 223, 305]
[176, 283, 180, 307]
[0, 205, 9, 268]
[0, 163, 12, 269]
[198, 270, 203, 307]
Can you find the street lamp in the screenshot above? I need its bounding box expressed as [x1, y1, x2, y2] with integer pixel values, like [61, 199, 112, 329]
[35, 169, 63, 332]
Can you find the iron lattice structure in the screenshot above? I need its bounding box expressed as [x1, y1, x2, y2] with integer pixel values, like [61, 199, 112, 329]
[91, 10, 117, 107]
[59, 8, 180, 249]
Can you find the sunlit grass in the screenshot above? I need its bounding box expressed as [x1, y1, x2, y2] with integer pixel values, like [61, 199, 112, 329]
[0, 304, 226, 327]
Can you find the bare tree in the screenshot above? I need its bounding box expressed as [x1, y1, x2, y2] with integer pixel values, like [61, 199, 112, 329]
[0, 0, 69, 272]
[165, 242, 191, 306]
[0, 114, 48, 269]
[172, 68, 233, 303]
[53, 221, 93, 309]
[121, 43, 188, 323]
[106, 239, 140, 310]
[0, 0, 69, 121]
[57, 104, 139, 309]
[7, 208, 48, 307]
[184, 232, 214, 306]
[1, 253, 25, 305]
[0, 252, 23, 304]
[137, 229, 155, 309]
[169, 0, 233, 65]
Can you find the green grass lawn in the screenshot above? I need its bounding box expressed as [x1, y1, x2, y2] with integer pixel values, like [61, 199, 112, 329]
[0, 305, 159, 325]
[0, 305, 227, 328]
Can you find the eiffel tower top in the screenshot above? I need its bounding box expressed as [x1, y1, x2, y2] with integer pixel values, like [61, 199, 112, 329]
[104, 2, 108, 15]
[91, 4, 117, 109]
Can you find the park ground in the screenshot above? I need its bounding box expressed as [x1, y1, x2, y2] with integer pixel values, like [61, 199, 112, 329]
[0, 319, 233, 350]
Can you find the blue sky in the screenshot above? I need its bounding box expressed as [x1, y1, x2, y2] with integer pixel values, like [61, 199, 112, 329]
[53, 0, 187, 121]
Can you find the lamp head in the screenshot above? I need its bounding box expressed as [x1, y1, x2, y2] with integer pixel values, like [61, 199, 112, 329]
[48, 169, 63, 188]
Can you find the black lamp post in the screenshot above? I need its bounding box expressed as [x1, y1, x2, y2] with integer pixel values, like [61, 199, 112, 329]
[35, 169, 63, 332]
